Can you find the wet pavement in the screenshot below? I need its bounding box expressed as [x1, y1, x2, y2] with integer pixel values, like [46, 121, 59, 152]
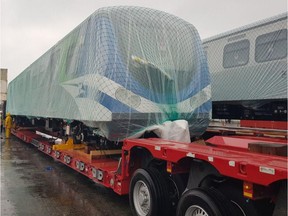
[0, 133, 132, 216]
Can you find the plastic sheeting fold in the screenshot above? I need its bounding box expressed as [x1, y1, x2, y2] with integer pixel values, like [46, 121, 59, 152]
[7, 6, 211, 141]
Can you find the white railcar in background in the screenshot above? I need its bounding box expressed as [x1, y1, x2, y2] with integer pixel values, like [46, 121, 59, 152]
[204, 13, 287, 121]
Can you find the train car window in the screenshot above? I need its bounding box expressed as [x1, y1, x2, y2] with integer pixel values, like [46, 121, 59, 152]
[223, 39, 250, 68]
[255, 29, 287, 62]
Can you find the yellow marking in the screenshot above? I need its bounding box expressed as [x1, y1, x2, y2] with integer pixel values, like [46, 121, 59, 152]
[52, 137, 85, 150]
[244, 192, 253, 198]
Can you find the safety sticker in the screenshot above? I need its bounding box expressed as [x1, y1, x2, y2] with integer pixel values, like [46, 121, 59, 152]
[155, 146, 161, 151]
[259, 166, 275, 175]
[186, 152, 195, 158]
[229, 161, 235, 167]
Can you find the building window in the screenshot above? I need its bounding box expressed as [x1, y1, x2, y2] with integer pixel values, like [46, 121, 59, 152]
[223, 39, 250, 68]
[255, 29, 287, 63]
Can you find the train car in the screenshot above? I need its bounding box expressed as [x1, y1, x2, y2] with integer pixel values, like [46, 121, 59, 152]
[7, 6, 211, 142]
[203, 13, 287, 122]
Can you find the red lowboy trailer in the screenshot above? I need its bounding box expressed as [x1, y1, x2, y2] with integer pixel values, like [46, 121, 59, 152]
[11, 126, 287, 216]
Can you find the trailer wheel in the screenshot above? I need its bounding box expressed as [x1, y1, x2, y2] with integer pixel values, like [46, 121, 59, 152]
[176, 188, 232, 216]
[166, 174, 186, 211]
[129, 168, 170, 216]
[218, 183, 258, 216]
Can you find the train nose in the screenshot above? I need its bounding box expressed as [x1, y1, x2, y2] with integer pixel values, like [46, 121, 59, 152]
[129, 56, 176, 104]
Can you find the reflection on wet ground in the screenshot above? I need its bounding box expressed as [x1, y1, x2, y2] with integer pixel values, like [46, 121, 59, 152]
[0, 133, 132, 216]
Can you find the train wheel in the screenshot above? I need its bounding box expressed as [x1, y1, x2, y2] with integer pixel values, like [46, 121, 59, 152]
[176, 188, 232, 216]
[129, 168, 170, 216]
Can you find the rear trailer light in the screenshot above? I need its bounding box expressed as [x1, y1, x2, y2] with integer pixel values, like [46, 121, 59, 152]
[243, 181, 253, 199]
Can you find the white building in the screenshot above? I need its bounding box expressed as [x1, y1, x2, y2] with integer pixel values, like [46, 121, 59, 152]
[0, 68, 8, 115]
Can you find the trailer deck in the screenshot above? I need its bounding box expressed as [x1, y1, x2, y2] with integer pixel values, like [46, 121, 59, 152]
[12, 128, 287, 198]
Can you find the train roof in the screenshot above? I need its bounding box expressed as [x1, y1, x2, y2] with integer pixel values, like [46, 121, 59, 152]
[203, 12, 287, 43]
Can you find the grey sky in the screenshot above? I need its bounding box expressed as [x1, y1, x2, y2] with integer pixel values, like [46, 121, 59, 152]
[1, 0, 287, 83]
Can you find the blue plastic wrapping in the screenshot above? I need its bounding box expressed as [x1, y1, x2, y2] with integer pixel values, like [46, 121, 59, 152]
[7, 6, 211, 141]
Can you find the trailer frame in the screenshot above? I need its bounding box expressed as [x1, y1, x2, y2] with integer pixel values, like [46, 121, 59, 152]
[11, 127, 287, 203]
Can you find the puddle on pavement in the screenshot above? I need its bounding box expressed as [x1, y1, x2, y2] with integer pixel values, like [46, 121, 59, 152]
[1, 135, 132, 216]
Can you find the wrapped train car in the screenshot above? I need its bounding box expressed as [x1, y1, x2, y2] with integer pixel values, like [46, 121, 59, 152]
[203, 13, 287, 121]
[7, 6, 211, 141]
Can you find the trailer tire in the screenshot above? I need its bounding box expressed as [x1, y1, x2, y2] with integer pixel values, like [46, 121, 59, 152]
[218, 183, 258, 216]
[129, 168, 170, 216]
[148, 168, 171, 215]
[165, 174, 186, 212]
[176, 188, 233, 216]
[273, 181, 287, 216]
